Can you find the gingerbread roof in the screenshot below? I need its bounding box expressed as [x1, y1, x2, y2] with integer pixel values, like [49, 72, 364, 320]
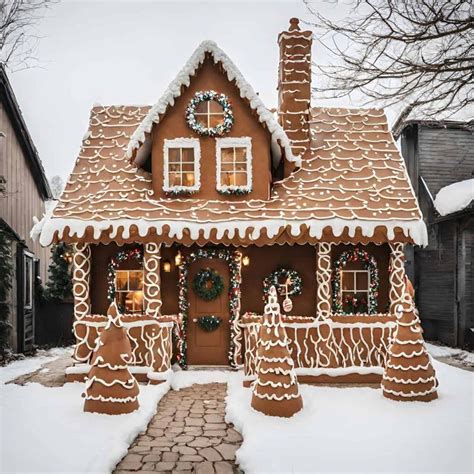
[32, 104, 427, 247]
[127, 41, 299, 169]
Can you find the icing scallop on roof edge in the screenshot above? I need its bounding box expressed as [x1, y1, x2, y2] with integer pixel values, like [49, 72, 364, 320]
[125, 40, 300, 168]
[34, 216, 428, 248]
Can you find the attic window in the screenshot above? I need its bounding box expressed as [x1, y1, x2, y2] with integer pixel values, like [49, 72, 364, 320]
[163, 138, 200, 194]
[216, 137, 252, 195]
[195, 99, 225, 128]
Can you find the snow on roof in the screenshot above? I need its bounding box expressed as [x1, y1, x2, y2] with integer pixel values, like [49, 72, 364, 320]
[434, 179, 474, 216]
[126, 40, 300, 168]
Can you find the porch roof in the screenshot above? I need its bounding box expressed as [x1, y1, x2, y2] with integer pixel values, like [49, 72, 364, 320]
[32, 106, 427, 247]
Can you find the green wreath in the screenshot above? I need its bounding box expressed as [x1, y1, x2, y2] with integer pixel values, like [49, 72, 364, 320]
[263, 267, 303, 300]
[192, 268, 224, 301]
[197, 315, 222, 332]
[185, 90, 234, 136]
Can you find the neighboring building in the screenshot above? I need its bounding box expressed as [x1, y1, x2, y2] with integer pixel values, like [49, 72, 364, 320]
[0, 65, 52, 353]
[395, 118, 474, 348]
[35, 19, 428, 383]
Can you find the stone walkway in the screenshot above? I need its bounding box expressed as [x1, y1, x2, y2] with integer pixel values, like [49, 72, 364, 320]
[114, 383, 243, 474]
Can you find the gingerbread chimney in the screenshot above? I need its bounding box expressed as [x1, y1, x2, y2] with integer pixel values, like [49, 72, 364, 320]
[278, 18, 312, 177]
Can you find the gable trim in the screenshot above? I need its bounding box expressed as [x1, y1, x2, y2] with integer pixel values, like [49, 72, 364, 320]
[126, 41, 300, 168]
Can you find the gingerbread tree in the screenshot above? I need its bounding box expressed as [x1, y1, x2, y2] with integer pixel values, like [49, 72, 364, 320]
[251, 286, 303, 417]
[382, 289, 438, 402]
[83, 302, 140, 415]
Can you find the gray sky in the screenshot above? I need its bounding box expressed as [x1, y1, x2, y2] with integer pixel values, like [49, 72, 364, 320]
[10, 0, 358, 181]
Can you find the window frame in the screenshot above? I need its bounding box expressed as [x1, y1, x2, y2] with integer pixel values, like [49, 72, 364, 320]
[114, 269, 144, 314]
[215, 137, 252, 193]
[194, 99, 225, 129]
[163, 138, 201, 193]
[340, 269, 371, 299]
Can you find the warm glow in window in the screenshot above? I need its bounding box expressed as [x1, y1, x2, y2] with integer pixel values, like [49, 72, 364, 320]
[194, 99, 225, 128]
[164, 138, 200, 192]
[216, 138, 252, 192]
[115, 270, 144, 313]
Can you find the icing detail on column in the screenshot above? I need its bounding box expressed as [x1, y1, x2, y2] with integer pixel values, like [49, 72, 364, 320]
[72, 243, 91, 321]
[316, 242, 332, 320]
[144, 243, 162, 317]
[389, 242, 406, 314]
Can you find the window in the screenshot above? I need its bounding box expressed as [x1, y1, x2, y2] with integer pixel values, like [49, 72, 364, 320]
[340, 269, 370, 314]
[163, 138, 200, 193]
[115, 270, 144, 313]
[194, 99, 225, 128]
[216, 137, 252, 193]
[24, 253, 34, 309]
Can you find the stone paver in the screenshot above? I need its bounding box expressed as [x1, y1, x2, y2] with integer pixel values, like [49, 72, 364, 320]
[114, 383, 243, 473]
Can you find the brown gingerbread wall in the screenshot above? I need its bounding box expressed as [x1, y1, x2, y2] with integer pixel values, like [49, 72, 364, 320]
[151, 56, 273, 201]
[89, 243, 389, 317]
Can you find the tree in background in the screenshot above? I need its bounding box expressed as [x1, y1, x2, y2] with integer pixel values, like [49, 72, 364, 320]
[44, 242, 73, 301]
[49, 175, 64, 199]
[304, 0, 473, 118]
[1, 0, 56, 69]
[0, 221, 13, 355]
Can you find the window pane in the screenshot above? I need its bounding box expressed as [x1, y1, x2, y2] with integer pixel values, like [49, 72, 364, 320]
[183, 173, 195, 187]
[168, 148, 181, 163]
[233, 173, 248, 186]
[209, 99, 224, 114]
[181, 148, 195, 163]
[130, 290, 144, 312]
[356, 272, 369, 291]
[342, 271, 354, 291]
[116, 292, 127, 313]
[195, 101, 208, 115]
[234, 147, 247, 162]
[221, 162, 235, 172]
[116, 271, 128, 291]
[209, 114, 222, 128]
[221, 148, 234, 163]
[234, 161, 247, 171]
[221, 172, 233, 186]
[169, 163, 181, 173]
[169, 172, 181, 186]
[129, 271, 143, 291]
[181, 162, 194, 172]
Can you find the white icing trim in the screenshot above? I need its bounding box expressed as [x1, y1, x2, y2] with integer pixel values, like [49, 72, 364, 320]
[126, 40, 298, 168]
[37, 216, 428, 247]
[215, 137, 252, 193]
[84, 394, 138, 403]
[382, 386, 437, 398]
[85, 375, 136, 390]
[382, 374, 436, 385]
[163, 138, 201, 193]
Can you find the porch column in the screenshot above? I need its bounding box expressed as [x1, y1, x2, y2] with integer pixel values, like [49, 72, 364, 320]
[72, 243, 91, 320]
[389, 242, 406, 314]
[316, 243, 332, 320]
[144, 243, 162, 317]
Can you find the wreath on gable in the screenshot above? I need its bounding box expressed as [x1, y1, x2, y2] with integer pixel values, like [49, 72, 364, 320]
[185, 90, 234, 136]
[263, 267, 303, 300]
[192, 268, 224, 301]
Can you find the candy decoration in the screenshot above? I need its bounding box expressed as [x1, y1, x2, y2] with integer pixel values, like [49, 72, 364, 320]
[282, 297, 293, 313]
[83, 302, 140, 415]
[251, 286, 303, 417]
[263, 267, 302, 300]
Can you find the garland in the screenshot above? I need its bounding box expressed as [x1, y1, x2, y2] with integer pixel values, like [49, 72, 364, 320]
[185, 90, 234, 136]
[192, 268, 224, 301]
[263, 267, 303, 300]
[197, 315, 222, 332]
[217, 187, 251, 196]
[332, 247, 379, 315]
[107, 247, 143, 303]
[177, 247, 242, 368]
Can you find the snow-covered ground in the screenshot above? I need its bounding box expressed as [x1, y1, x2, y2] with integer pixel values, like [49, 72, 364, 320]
[426, 342, 474, 366]
[1, 350, 473, 473]
[0, 350, 170, 473]
[226, 361, 473, 474]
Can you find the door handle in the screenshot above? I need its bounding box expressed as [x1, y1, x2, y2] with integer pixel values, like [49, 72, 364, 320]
[192, 318, 198, 323]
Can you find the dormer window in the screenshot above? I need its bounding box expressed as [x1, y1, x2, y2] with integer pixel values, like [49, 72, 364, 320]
[216, 137, 252, 195]
[195, 99, 225, 128]
[163, 138, 200, 194]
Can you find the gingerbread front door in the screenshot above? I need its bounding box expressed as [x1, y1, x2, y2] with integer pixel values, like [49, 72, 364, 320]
[187, 258, 230, 366]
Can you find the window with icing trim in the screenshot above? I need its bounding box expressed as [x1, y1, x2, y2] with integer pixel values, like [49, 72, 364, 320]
[115, 270, 144, 313]
[163, 138, 200, 193]
[216, 137, 252, 193]
[195, 99, 225, 129]
[340, 269, 370, 314]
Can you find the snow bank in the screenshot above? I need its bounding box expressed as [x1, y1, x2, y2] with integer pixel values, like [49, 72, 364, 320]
[427, 342, 474, 365]
[226, 361, 473, 473]
[434, 179, 474, 216]
[1, 381, 170, 473]
[0, 347, 72, 384]
[171, 369, 238, 391]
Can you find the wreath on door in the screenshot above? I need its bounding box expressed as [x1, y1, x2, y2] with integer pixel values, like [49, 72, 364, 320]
[192, 268, 224, 301]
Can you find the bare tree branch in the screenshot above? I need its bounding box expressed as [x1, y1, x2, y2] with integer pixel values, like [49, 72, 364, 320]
[0, 0, 56, 70]
[304, 0, 474, 118]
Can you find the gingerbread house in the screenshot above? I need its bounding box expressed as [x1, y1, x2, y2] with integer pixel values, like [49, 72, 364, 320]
[32, 19, 429, 386]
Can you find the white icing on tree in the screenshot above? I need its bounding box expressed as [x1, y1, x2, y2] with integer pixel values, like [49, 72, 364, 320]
[251, 287, 303, 417]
